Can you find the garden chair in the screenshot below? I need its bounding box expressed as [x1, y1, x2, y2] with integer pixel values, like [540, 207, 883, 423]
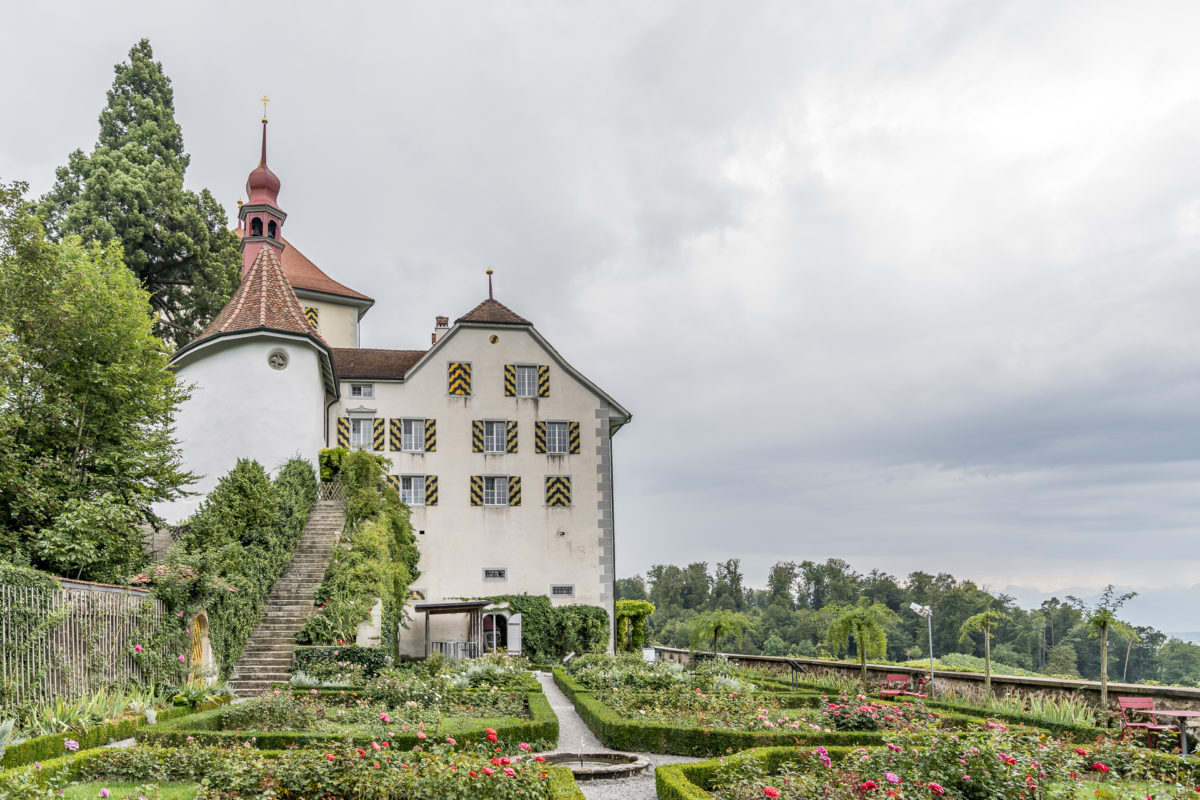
[880, 674, 913, 698]
[1117, 696, 1175, 749]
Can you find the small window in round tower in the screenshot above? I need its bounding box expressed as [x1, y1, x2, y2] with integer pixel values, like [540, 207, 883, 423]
[267, 349, 288, 370]
[251, 218, 263, 236]
[267, 220, 277, 239]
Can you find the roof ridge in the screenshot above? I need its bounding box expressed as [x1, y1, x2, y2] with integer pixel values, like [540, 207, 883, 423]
[455, 297, 531, 326]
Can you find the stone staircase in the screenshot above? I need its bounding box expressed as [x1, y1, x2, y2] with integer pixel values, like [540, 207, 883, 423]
[228, 500, 345, 696]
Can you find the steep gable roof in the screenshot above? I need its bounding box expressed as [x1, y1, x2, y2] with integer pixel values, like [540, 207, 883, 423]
[332, 348, 426, 380]
[195, 246, 324, 343]
[234, 228, 373, 305]
[455, 298, 530, 326]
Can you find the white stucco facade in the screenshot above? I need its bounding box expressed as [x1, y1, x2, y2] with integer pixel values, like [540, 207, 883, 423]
[159, 333, 331, 523]
[295, 292, 361, 349]
[328, 323, 627, 657]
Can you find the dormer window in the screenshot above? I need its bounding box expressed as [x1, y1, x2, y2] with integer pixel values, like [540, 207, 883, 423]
[250, 218, 263, 236]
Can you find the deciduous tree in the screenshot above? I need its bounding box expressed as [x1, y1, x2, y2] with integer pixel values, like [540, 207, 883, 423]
[827, 599, 899, 684]
[0, 181, 193, 581]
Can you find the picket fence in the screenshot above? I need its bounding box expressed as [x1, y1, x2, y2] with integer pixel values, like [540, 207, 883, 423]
[0, 582, 164, 708]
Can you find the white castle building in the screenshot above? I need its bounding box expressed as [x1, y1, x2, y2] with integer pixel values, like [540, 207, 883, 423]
[161, 121, 631, 656]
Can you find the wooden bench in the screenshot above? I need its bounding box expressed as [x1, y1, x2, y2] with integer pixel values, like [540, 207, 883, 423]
[1117, 696, 1176, 748]
[880, 673, 925, 699]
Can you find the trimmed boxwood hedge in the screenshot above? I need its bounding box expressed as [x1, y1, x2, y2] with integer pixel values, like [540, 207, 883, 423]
[137, 690, 557, 752]
[657, 745, 860, 800]
[1, 744, 586, 799]
[0, 698, 228, 769]
[552, 669, 886, 756]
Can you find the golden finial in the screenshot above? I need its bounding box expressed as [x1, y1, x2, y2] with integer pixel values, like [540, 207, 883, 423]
[260, 95, 270, 122]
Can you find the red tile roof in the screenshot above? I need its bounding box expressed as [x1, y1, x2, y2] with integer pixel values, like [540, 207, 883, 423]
[234, 228, 373, 303]
[332, 348, 426, 380]
[455, 298, 531, 326]
[195, 246, 325, 344]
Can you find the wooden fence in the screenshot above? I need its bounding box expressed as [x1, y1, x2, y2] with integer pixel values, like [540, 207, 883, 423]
[0, 581, 164, 708]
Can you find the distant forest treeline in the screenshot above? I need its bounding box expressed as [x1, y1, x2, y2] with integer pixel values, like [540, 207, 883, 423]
[616, 558, 1200, 687]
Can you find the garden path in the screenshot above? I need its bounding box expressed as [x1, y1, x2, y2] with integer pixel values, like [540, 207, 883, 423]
[535, 671, 700, 800]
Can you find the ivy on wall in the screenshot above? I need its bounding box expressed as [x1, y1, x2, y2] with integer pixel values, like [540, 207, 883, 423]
[298, 449, 419, 657]
[483, 594, 610, 660]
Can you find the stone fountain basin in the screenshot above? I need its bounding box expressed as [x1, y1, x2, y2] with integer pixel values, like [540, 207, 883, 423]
[539, 751, 650, 781]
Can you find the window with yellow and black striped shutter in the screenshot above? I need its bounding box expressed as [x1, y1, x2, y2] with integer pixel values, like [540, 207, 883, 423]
[568, 421, 581, 454]
[545, 476, 571, 507]
[425, 475, 438, 506]
[504, 364, 517, 396]
[389, 418, 402, 451]
[508, 476, 521, 506]
[304, 306, 319, 328]
[424, 419, 437, 452]
[385, 475, 400, 494]
[470, 475, 483, 506]
[506, 421, 518, 453]
[336, 417, 350, 447]
[538, 365, 550, 397]
[372, 418, 385, 451]
[471, 420, 484, 452]
[534, 421, 546, 454]
[448, 362, 472, 395]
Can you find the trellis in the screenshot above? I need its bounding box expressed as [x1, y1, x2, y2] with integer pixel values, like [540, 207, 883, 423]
[0, 582, 164, 708]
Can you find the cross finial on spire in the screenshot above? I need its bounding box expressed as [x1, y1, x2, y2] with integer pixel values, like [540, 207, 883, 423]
[486, 268, 494, 299]
[260, 95, 270, 122]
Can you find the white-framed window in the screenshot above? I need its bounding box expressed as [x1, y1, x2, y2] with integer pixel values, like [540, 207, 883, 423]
[483, 568, 507, 581]
[550, 585, 575, 598]
[349, 418, 373, 448]
[483, 420, 506, 453]
[515, 365, 537, 397]
[402, 419, 425, 452]
[400, 475, 425, 506]
[483, 476, 508, 505]
[546, 421, 568, 454]
[350, 384, 374, 398]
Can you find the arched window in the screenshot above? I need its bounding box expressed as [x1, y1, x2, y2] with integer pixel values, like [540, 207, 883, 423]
[267, 220, 277, 239]
[250, 218, 263, 236]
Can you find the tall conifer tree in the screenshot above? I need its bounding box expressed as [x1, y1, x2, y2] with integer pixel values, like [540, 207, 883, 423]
[38, 39, 239, 346]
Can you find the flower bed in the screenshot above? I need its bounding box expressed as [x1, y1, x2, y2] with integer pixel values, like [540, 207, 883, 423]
[1, 697, 230, 769]
[553, 668, 889, 756]
[1, 737, 584, 800]
[657, 735, 1200, 800]
[137, 688, 556, 752]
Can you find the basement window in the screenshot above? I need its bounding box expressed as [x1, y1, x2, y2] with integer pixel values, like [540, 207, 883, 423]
[483, 568, 507, 581]
[550, 585, 575, 598]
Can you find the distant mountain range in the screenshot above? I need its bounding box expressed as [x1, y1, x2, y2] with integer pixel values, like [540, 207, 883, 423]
[1000, 583, 1200, 642]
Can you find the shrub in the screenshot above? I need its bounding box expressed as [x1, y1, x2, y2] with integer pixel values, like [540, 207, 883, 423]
[143, 458, 317, 679]
[293, 646, 393, 678]
[484, 595, 609, 660]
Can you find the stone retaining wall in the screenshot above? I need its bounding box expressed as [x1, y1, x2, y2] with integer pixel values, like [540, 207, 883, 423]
[653, 646, 1200, 713]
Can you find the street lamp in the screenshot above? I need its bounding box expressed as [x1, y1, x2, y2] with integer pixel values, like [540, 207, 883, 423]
[910, 602, 934, 696]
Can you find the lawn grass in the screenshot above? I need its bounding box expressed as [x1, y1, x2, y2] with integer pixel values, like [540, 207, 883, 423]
[61, 781, 199, 800]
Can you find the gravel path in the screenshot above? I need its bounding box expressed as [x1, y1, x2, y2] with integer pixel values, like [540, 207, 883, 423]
[535, 672, 700, 800]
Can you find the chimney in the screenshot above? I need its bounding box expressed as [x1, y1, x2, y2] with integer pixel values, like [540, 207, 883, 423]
[432, 315, 450, 344]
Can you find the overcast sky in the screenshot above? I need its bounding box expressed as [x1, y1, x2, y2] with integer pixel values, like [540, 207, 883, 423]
[4, 1, 1199, 630]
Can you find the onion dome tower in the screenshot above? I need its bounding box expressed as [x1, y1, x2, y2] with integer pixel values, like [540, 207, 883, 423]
[238, 112, 288, 278]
